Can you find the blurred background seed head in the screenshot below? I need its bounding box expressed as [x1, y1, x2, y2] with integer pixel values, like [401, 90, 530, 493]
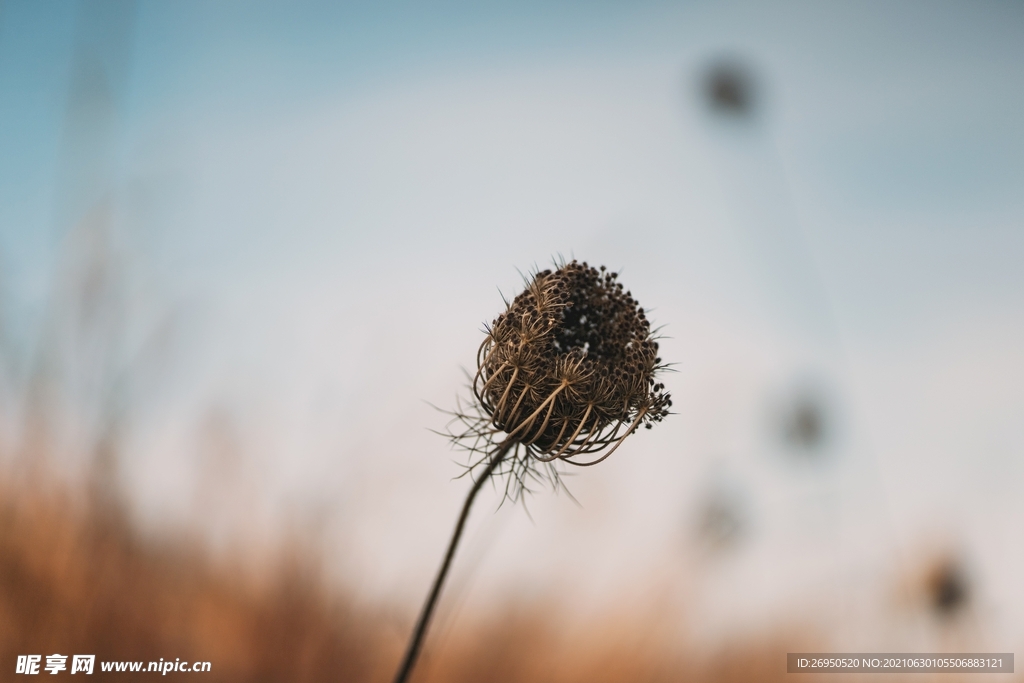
[1, 0, 1023, 679]
[702, 56, 759, 120]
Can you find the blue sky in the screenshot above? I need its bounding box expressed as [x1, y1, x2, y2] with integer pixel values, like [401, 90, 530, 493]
[2, 0, 1022, 342]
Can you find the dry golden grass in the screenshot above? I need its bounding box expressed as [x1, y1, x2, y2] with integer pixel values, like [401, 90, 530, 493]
[0, 474, 391, 682]
[0, 472, 1003, 683]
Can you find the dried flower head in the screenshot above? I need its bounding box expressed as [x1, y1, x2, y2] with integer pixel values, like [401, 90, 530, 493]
[449, 260, 671, 500]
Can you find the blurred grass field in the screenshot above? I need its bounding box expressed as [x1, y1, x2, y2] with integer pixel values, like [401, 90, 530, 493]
[2, 463, 1006, 683]
[0, 460, 822, 683]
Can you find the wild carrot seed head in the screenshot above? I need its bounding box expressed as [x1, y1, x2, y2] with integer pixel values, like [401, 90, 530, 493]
[450, 260, 671, 500]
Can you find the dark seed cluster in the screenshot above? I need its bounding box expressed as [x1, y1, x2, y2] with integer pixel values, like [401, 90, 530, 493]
[457, 261, 670, 492]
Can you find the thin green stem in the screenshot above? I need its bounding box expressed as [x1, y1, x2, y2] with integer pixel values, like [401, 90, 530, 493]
[391, 440, 514, 683]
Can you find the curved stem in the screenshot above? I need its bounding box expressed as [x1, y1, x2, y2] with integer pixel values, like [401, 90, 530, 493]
[392, 440, 514, 683]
